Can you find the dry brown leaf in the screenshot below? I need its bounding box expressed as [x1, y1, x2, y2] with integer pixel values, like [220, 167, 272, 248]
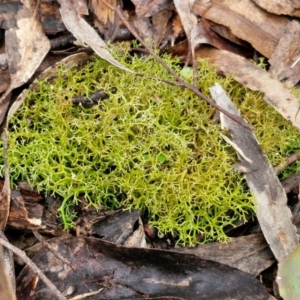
[198, 0, 288, 58]
[252, 0, 300, 17]
[175, 234, 274, 277]
[191, 0, 212, 16]
[196, 47, 300, 131]
[123, 218, 147, 248]
[152, 9, 173, 47]
[269, 20, 300, 86]
[203, 19, 251, 47]
[58, 0, 132, 73]
[0, 0, 50, 123]
[131, 14, 155, 45]
[131, 0, 173, 44]
[173, 0, 197, 41]
[0, 4, 46, 124]
[132, 0, 173, 18]
[16, 236, 269, 299]
[172, 13, 184, 42]
[191, 20, 253, 57]
[5, 1, 50, 90]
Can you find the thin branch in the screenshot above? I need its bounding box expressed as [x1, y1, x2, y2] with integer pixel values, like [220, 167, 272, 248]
[273, 149, 300, 174]
[0, 235, 66, 300]
[100, 0, 253, 131]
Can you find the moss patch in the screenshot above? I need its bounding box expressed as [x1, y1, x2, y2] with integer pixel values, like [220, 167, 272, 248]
[2, 51, 300, 245]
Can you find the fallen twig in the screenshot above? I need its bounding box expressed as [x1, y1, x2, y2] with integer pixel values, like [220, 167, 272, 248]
[273, 149, 300, 174]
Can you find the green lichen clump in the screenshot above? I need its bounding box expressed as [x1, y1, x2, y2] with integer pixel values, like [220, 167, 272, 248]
[2, 51, 300, 245]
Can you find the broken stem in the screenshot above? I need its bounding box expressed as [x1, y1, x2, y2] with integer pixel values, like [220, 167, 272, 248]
[100, 0, 253, 130]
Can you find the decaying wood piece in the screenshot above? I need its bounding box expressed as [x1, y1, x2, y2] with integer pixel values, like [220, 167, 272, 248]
[209, 83, 299, 261]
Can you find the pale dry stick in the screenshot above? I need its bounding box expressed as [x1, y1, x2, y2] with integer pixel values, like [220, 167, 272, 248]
[210, 83, 299, 261]
[100, 0, 253, 131]
[0, 236, 66, 300]
[68, 288, 103, 300]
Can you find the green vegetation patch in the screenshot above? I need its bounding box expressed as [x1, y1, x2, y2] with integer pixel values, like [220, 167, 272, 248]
[2, 51, 300, 245]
